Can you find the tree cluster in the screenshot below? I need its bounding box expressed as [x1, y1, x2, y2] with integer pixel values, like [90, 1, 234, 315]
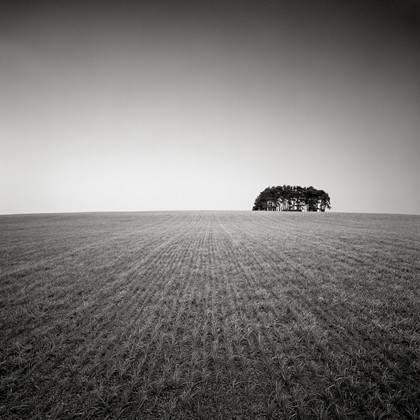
[252, 185, 331, 212]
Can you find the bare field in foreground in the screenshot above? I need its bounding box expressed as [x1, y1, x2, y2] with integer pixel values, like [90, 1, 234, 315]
[1, 211, 419, 419]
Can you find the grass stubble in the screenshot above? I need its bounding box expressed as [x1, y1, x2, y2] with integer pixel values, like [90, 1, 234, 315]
[1, 211, 419, 419]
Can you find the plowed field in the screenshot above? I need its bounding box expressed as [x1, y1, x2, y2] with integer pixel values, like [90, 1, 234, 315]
[1, 211, 419, 419]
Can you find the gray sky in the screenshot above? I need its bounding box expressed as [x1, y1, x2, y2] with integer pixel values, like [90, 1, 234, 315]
[1, 0, 419, 214]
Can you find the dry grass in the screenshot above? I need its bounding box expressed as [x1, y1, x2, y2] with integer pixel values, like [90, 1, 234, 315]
[1, 211, 419, 419]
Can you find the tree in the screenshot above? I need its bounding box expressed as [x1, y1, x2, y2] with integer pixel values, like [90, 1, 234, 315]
[319, 191, 331, 212]
[252, 185, 331, 212]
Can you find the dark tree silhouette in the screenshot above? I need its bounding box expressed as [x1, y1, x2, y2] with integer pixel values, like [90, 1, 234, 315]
[252, 185, 331, 212]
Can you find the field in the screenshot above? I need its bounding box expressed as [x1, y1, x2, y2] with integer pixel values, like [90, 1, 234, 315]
[1, 211, 419, 419]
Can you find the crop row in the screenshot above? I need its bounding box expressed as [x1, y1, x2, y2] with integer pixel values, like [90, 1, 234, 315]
[1, 211, 419, 418]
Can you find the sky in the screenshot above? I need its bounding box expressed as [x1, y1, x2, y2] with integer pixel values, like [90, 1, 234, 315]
[1, 0, 419, 215]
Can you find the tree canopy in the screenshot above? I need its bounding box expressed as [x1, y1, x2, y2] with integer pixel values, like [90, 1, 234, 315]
[252, 185, 331, 212]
